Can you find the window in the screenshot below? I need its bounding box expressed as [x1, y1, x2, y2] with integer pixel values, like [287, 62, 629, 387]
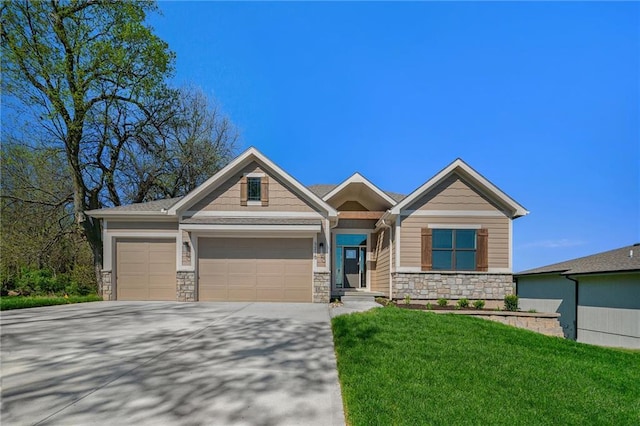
[247, 177, 261, 201]
[241, 174, 269, 206]
[421, 227, 488, 272]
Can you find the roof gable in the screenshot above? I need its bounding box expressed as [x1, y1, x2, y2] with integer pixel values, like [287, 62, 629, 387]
[168, 147, 337, 216]
[391, 158, 528, 218]
[322, 172, 397, 210]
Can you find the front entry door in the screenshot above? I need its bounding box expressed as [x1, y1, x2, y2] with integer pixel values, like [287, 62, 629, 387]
[343, 246, 366, 288]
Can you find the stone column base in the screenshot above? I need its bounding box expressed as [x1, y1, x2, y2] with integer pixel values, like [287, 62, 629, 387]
[177, 271, 196, 302]
[313, 272, 331, 303]
[100, 270, 113, 301]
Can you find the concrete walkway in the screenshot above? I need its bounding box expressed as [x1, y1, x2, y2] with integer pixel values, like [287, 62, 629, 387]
[1, 302, 345, 426]
[329, 301, 380, 318]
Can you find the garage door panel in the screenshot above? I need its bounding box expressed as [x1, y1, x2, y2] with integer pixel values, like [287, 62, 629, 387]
[257, 261, 284, 275]
[284, 262, 310, 275]
[199, 286, 227, 301]
[257, 288, 286, 301]
[256, 274, 284, 287]
[116, 239, 176, 301]
[228, 288, 257, 301]
[198, 237, 312, 302]
[118, 288, 150, 301]
[283, 276, 308, 288]
[284, 289, 311, 302]
[227, 260, 257, 274]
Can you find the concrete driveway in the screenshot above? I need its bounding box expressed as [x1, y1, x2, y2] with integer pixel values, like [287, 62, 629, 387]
[1, 302, 345, 426]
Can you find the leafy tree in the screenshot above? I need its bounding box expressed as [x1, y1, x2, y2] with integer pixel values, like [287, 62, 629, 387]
[1, 0, 175, 283]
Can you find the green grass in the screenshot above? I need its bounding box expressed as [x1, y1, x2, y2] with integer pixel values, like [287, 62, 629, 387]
[0, 294, 102, 311]
[332, 307, 640, 426]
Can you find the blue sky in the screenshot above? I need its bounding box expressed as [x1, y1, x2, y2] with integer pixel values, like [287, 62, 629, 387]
[149, 1, 639, 271]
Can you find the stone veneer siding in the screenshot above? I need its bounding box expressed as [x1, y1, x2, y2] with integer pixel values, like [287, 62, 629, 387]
[436, 311, 564, 338]
[392, 272, 514, 300]
[100, 271, 113, 301]
[313, 272, 331, 303]
[177, 271, 196, 302]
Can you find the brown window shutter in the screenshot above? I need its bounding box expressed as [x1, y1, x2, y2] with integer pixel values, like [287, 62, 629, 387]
[261, 176, 269, 206]
[477, 228, 489, 271]
[240, 176, 248, 206]
[421, 228, 432, 271]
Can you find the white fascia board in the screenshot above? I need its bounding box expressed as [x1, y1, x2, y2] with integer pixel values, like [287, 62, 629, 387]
[181, 224, 321, 233]
[168, 147, 337, 217]
[322, 172, 397, 206]
[391, 159, 529, 218]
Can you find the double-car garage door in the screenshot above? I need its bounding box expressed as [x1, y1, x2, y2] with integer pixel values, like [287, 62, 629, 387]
[198, 238, 312, 302]
[115, 237, 312, 302]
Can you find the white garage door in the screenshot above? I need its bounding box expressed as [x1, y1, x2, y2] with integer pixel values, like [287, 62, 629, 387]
[116, 238, 176, 301]
[198, 238, 312, 302]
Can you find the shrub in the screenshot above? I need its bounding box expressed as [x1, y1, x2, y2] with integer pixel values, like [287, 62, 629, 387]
[425, 303, 432, 310]
[528, 309, 538, 313]
[504, 294, 519, 312]
[473, 300, 485, 310]
[404, 294, 411, 305]
[457, 298, 469, 309]
[375, 297, 391, 307]
[437, 298, 448, 307]
[10, 268, 95, 296]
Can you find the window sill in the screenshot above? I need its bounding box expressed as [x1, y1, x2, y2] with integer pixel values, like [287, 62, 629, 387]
[247, 200, 262, 206]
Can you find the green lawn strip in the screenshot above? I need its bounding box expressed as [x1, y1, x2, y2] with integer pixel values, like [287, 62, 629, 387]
[332, 307, 640, 426]
[0, 295, 102, 311]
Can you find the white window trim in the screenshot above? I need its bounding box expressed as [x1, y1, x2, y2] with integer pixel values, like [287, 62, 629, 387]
[247, 200, 262, 206]
[244, 172, 265, 178]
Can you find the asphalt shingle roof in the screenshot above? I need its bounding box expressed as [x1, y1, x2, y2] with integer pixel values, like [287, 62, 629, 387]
[181, 217, 322, 226]
[90, 184, 403, 215]
[87, 197, 183, 214]
[516, 244, 640, 276]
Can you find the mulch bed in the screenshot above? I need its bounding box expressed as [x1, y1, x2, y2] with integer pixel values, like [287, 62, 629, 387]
[380, 302, 491, 311]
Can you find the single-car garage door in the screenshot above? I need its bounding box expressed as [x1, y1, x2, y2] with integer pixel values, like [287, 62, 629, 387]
[116, 238, 176, 301]
[198, 238, 312, 302]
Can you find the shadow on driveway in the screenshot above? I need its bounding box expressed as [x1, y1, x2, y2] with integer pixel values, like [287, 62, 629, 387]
[1, 302, 345, 425]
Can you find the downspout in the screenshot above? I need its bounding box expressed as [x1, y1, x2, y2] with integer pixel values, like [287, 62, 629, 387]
[565, 274, 579, 341]
[379, 219, 393, 299]
[329, 215, 339, 293]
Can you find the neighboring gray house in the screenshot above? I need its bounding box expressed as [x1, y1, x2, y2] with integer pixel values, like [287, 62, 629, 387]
[515, 245, 640, 349]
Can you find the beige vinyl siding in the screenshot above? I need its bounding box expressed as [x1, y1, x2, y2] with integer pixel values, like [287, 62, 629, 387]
[107, 221, 178, 232]
[407, 174, 504, 212]
[372, 230, 391, 296]
[400, 216, 509, 269]
[191, 161, 317, 213]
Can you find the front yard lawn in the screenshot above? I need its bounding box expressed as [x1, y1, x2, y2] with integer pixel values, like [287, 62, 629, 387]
[332, 307, 640, 425]
[0, 294, 102, 311]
